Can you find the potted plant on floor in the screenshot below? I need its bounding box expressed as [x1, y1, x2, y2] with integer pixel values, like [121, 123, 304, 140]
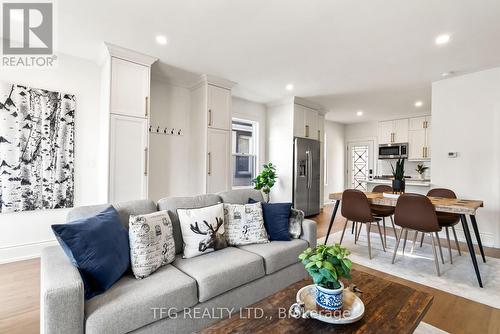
[299, 244, 352, 312]
[416, 164, 428, 180]
[252, 163, 277, 202]
[391, 158, 406, 193]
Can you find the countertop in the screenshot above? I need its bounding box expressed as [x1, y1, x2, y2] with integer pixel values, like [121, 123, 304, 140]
[361, 178, 431, 187]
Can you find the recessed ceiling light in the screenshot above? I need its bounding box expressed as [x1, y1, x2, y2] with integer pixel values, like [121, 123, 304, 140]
[356, 110, 363, 116]
[155, 35, 168, 45]
[441, 71, 454, 77]
[285, 84, 294, 91]
[414, 101, 423, 107]
[435, 34, 450, 45]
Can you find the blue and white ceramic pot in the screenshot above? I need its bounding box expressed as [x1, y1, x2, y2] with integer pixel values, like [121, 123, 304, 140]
[315, 282, 344, 311]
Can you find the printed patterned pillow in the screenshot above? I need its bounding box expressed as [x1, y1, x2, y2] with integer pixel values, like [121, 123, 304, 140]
[129, 211, 176, 279]
[223, 202, 269, 246]
[177, 203, 228, 259]
[289, 208, 304, 239]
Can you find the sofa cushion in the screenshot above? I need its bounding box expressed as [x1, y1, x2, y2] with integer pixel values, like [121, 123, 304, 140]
[84, 265, 197, 334]
[260, 202, 293, 241]
[66, 200, 157, 230]
[172, 247, 265, 302]
[238, 239, 308, 274]
[218, 188, 264, 204]
[158, 194, 221, 254]
[223, 202, 269, 246]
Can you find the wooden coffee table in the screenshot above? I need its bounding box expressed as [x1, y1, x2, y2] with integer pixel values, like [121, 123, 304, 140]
[199, 269, 433, 334]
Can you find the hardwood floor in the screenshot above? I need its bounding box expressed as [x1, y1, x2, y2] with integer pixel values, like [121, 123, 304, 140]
[0, 205, 498, 334]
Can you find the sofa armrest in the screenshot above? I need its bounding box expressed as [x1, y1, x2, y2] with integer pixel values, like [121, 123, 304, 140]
[41, 246, 84, 334]
[300, 219, 317, 248]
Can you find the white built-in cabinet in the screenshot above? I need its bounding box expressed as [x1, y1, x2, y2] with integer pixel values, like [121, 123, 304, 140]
[102, 43, 157, 202]
[408, 116, 431, 160]
[294, 104, 319, 139]
[378, 119, 409, 144]
[190, 76, 235, 194]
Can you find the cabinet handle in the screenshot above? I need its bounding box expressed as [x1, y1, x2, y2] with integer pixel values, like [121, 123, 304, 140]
[425, 147, 428, 158]
[208, 109, 212, 126]
[391, 133, 394, 143]
[207, 152, 211, 175]
[305, 125, 309, 138]
[318, 130, 321, 141]
[422, 147, 425, 158]
[144, 148, 148, 176]
[145, 97, 148, 117]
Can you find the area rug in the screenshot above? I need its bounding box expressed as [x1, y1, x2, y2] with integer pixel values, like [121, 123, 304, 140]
[318, 230, 500, 309]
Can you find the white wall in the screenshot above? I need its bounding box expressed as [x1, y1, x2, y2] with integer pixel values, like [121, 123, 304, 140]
[148, 79, 195, 201]
[432, 67, 500, 247]
[324, 121, 345, 203]
[0, 54, 102, 263]
[232, 97, 267, 168]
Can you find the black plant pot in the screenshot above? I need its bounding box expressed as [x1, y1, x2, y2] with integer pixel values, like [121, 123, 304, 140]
[392, 179, 405, 193]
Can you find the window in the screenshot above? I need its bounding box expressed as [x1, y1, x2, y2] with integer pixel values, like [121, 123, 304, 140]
[232, 119, 258, 187]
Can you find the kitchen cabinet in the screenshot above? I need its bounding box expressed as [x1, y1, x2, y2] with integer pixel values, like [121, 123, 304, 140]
[317, 114, 325, 141]
[111, 57, 150, 118]
[207, 84, 231, 131]
[294, 104, 319, 139]
[206, 128, 231, 193]
[109, 114, 149, 202]
[408, 116, 431, 160]
[378, 119, 409, 144]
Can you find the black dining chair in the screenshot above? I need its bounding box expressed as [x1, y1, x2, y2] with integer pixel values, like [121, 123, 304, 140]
[370, 184, 397, 247]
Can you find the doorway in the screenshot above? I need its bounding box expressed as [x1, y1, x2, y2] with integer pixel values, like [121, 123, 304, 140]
[347, 141, 374, 190]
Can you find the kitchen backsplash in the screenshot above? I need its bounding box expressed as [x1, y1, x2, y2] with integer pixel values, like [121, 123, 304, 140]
[376, 160, 431, 179]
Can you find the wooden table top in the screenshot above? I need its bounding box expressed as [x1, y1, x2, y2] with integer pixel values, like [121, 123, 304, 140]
[199, 269, 433, 334]
[328, 192, 484, 215]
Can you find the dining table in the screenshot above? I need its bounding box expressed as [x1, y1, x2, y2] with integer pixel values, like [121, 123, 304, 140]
[325, 191, 486, 287]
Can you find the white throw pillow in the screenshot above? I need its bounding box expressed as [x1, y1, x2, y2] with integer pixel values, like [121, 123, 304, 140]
[177, 203, 227, 259]
[223, 202, 269, 246]
[289, 208, 304, 239]
[129, 211, 176, 279]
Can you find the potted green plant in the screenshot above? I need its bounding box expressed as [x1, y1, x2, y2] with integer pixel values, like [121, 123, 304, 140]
[416, 164, 428, 180]
[252, 163, 277, 202]
[298, 244, 352, 311]
[390, 158, 405, 193]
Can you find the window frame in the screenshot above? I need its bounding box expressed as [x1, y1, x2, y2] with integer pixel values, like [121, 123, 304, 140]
[231, 118, 259, 189]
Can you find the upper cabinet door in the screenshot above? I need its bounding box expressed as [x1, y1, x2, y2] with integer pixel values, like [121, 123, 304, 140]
[408, 129, 427, 160]
[304, 107, 318, 139]
[293, 105, 306, 138]
[206, 128, 231, 193]
[378, 120, 394, 144]
[207, 84, 231, 130]
[109, 114, 148, 202]
[111, 57, 150, 118]
[409, 116, 426, 131]
[393, 119, 409, 143]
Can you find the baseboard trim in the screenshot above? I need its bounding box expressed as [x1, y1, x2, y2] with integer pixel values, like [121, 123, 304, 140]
[0, 239, 57, 264]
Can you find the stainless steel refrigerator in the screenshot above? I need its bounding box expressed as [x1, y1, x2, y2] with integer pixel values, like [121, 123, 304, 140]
[293, 137, 321, 217]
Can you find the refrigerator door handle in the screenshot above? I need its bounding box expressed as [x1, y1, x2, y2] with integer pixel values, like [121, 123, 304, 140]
[305, 150, 310, 189]
[308, 149, 313, 189]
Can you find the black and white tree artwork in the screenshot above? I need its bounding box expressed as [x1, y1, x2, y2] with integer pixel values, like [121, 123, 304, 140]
[0, 82, 75, 213]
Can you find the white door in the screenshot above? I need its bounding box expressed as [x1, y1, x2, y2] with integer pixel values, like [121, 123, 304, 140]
[293, 104, 306, 138]
[207, 128, 231, 193]
[347, 141, 374, 190]
[378, 121, 394, 144]
[393, 119, 409, 143]
[109, 114, 148, 202]
[304, 107, 318, 139]
[111, 57, 150, 118]
[409, 129, 426, 160]
[208, 84, 231, 130]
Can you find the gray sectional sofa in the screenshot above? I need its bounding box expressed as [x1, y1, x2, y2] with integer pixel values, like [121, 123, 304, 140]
[40, 189, 317, 334]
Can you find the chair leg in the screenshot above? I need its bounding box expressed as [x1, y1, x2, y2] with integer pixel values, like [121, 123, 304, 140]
[402, 229, 408, 255]
[382, 217, 387, 247]
[376, 221, 386, 252]
[452, 226, 462, 256]
[366, 223, 372, 260]
[390, 216, 397, 237]
[354, 222, 358, 244]
[392, 228, 404, 264]
[339, 219, 349, 245]
[410, 231, 418, 254]
[351, 220, 355, 234]
[419, 232, 425, 247]
[445, 227, 453, 264]
[430, 233, 441, 276]
[356, 221, 362, 243]
[435, 232, 445, 264]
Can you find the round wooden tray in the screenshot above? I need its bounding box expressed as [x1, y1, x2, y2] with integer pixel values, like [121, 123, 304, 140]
[289, 284, 365, 324]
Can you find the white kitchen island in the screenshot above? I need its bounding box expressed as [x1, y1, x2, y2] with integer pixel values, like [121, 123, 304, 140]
[362, 179, 431, 195]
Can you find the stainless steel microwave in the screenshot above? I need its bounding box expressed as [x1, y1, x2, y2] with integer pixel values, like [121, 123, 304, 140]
[378, 143, 408, 159]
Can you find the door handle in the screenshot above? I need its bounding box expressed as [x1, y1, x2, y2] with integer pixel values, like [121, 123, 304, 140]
[208, 109, 212, 126]
[144, 148, 148, 176]
[145, 97, 148, 117]
[305, 125, 309, 138]
[207, 152, 211, 175]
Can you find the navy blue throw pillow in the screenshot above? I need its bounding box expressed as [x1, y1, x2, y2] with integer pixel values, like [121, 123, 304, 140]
[249, 198, 292, 241]
[52, 206, 130, 299]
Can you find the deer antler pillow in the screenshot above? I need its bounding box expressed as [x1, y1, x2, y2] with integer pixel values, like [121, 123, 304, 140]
[177, 203, 228, 259]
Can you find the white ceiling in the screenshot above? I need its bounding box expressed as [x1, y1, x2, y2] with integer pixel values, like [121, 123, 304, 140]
[55, 0, 500, 123]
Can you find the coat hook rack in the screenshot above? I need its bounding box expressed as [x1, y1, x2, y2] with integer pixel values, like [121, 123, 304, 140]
[148, 124, 183, 136]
